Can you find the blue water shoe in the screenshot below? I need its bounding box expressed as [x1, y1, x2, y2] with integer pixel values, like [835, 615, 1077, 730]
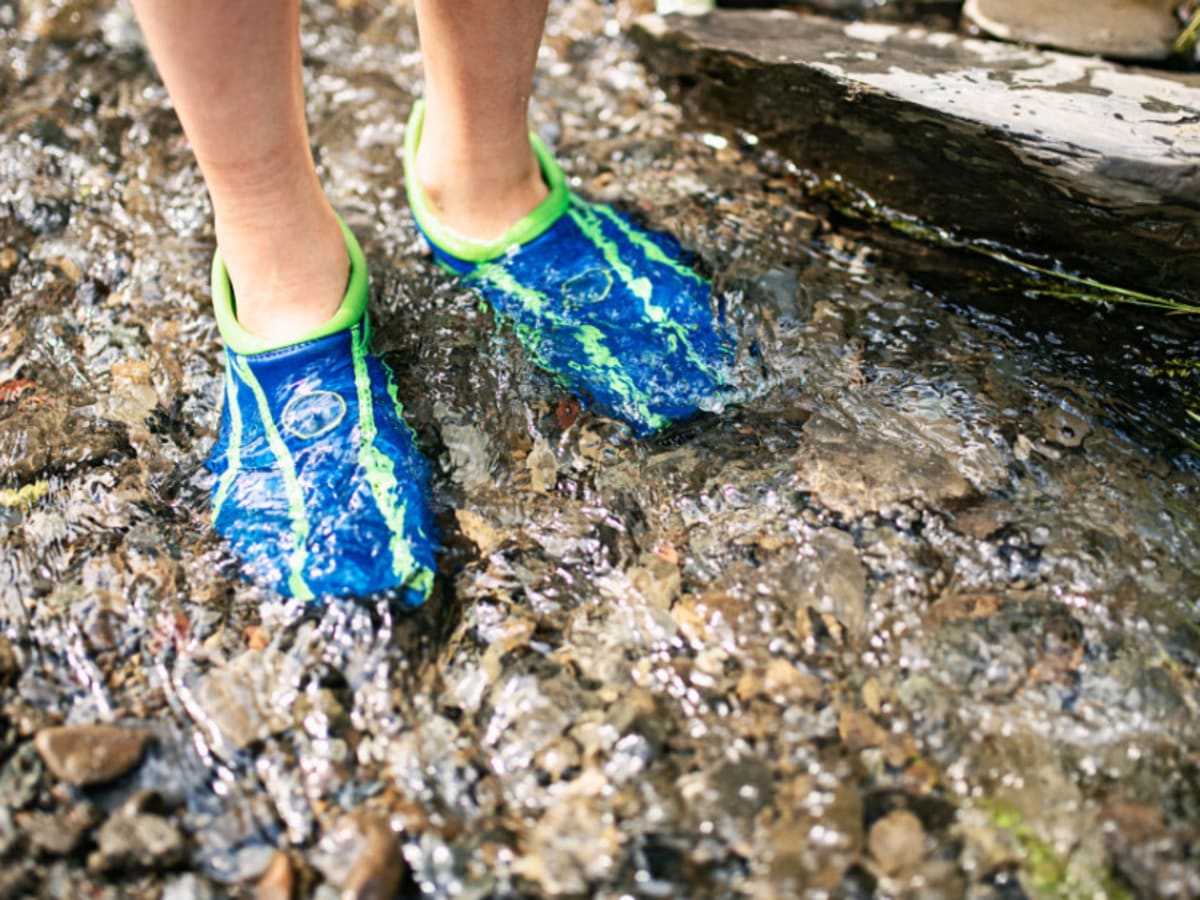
[404, 101, 732, 437]
[206, 219, 437, 604]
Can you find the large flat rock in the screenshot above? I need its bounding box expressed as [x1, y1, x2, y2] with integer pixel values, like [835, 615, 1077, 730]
[632, 11, 1200, 303]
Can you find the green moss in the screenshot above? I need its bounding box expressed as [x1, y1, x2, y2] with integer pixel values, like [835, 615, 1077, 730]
[821, 180, 1200, 317]
[976, 799, 1132, 900]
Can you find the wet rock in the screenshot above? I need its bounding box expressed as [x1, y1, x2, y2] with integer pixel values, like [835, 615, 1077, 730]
[633, 10, 1200, 304]
[739, 657, 824, 704]
[0, 743, 43, 811]
[161, 873, 218, 900]
[340, 814, 405, 900]
[256, 850, 295, 900]
[190, 649, 301, 753]
[964, 0, 1180, 61]
[794, 528, 869, 636]
[17, 803, 102, 856]
[455, 508, 502, 555]
[33, 723, 150, 787]
[0, 634, 17, 686]
[838, 707, 887, 751]
[0, 389, 129, 483]
[868, 809, 926, 877]
[797, 412, 974, 518]
[88, 811, 186, 872]
[1036, 402, 1090, 448]
[513, 775, 623, 895]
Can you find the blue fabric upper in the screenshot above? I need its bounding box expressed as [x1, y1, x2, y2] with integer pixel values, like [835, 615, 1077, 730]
[417, 194, 733, 436]
[206, 320, 437, 604]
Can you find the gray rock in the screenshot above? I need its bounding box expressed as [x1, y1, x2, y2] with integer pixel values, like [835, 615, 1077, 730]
[88, 811, 186, 872]
[796, 411, 977, 518]
[189, 649, 300, 753]
[0, 743, 43, 811]
[18, 804, 101, 856]
[632, 10, 1200, 305]
[33, 723, 150, 787]
[964, 0, 1180, 61]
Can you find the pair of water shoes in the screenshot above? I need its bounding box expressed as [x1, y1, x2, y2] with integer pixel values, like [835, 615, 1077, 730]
[206, 103, 731, 604]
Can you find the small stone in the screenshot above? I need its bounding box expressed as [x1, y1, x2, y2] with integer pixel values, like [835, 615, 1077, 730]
[868, 809, 925, 877]
[34, 724, 150, 787]
[256, 851, 295, 900]
[762, 658, 823, 703]
[88, 812, 186, 872]
[340, 814, 405, 900]
[0, 635, 18, 686]
[17, 803, 101, 856]
[455, 508, 502, 556]
[838, 707, 887, 751]
[161, 874, 217, 900]
[1036, 403, 1090, 449]
[0, 247, 18, 270]
[964, 0, 1178, 61]
[190, 649, 298, 753]
[527, 437, 558, 493]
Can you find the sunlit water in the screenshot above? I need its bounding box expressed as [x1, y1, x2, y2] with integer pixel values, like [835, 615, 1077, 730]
[1, 0, 1198, 896]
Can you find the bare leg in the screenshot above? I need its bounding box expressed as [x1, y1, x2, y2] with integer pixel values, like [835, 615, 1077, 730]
[130, 0, 347, 346]
[413, 0, 551, 241]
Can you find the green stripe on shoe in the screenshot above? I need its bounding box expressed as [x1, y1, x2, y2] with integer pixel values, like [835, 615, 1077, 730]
[591, 202, 706, 286]
[565, 197, 719, 381]
[471, 263, 669, 432]
[349, 322, 425, 587]
[211, 359, 243, 524]
[383, 361, 436, 600]
[232, 356, 314, 600]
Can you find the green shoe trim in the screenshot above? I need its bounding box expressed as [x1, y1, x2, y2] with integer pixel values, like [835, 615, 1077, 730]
[349, 318, 422, 586]
[211, 216, 370, 357]
[403, 99, 571, 264]
[210, 363, 243, 525]
[231, 354, 314, 600]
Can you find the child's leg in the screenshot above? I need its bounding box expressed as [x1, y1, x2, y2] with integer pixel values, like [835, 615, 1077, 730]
[129, 0, 347, 345]
[131, 0, 439, 602]
[404, 3, 733, 437]
[412, 0, 551, 241]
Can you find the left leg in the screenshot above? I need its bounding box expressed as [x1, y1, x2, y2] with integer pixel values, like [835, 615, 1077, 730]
[412, 0, 550, 242]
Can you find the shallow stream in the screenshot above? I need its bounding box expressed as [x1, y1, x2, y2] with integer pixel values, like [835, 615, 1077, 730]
[1, 1, 1198, 896]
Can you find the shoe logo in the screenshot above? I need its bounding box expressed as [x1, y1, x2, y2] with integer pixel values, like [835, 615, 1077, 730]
[561, 268, 613, 308]
[281, 389, 347, 440]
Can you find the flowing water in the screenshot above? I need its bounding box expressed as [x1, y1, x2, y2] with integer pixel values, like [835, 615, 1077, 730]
[1, 1, 1198, 896]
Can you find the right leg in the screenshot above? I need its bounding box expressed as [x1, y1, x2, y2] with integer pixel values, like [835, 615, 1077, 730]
[129, 0, 346, 345]
[132, 0, 438, 602]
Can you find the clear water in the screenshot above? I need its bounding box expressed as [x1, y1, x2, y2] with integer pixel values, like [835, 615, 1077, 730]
[1, 0, 1198, 896]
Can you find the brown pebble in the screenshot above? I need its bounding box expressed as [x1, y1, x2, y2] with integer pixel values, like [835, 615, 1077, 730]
[341, 814, 405, 900]
[34, 724, 150, 787]
[868, 809, 926, 877]
[0, 634, 17, 686]
[256, 851, 295, 900]
[838, 707, 886, 751]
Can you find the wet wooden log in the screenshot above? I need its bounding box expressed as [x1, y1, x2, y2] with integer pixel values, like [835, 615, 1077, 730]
[632, 11, 1200, 304]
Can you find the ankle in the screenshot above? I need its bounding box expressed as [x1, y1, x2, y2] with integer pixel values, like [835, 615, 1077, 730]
[414, 127, 548, 242]
[215, 204, 349, 347]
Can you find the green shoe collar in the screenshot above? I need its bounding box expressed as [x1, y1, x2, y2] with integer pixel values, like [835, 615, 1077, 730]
[211, 216, 369, 357]
[403, 99, 570, 264]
